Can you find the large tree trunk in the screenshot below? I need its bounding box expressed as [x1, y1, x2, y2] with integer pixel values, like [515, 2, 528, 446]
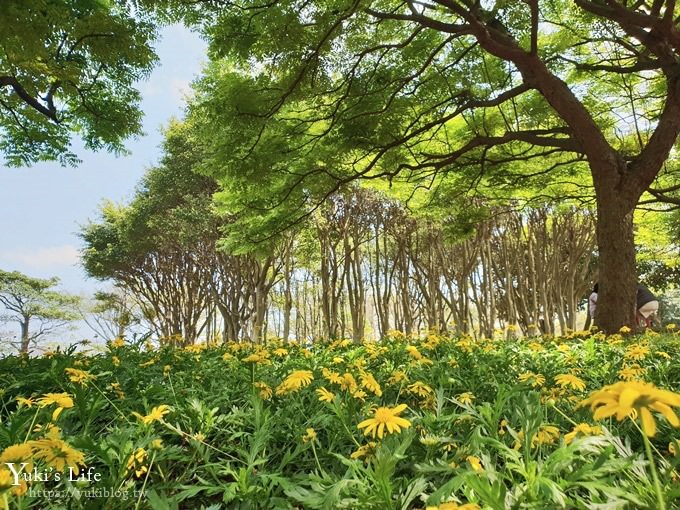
[594, 198, 638, 332]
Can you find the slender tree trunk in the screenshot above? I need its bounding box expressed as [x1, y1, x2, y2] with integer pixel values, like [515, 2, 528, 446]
[20, 317, 30, 353]
[282, 250, 292, 341]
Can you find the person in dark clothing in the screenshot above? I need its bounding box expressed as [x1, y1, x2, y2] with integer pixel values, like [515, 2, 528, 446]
[636, 284, 658, 328]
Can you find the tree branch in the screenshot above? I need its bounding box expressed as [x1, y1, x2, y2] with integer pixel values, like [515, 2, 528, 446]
[0, 76, 60, 122]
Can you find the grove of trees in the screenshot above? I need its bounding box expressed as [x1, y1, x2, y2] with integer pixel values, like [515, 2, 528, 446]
[5, 1, 680, 335]
[79, 122, 602, 344]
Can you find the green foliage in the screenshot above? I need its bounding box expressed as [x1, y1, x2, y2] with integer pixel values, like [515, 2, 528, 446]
[0, 269, 80, 350]
[0, 0, 159, 166]
[180, 0, 629, 246]
[0, 331, 678, 508]
[81, 120, 218, 280]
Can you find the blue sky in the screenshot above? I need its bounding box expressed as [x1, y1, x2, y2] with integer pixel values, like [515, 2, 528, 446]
[0, 24, 206, 300]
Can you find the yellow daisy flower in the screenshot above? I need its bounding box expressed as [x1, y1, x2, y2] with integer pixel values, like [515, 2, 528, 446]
[254, 382, 273, 400]
[275, 370, 314, 396]
[65, 367, 95, 386]
[407, 381, 433, 398]
[0, 443, 34, 471]
[302, 428, 317, 443]
[579, 381, 680, 437]
[30, 437, 85, 474]
[466, 455, 483, 472]
[316, 387, 335, 403]
[624, 344, 650, 361]
[457, 392, 475, 405]
[357, 404, 411, 439]
[427, 502, 481, 510]
[360, 372, 383, 397]
[554, 374, 586, 391]
[132, 405, 171, 425]
[564, 423, 602, 444]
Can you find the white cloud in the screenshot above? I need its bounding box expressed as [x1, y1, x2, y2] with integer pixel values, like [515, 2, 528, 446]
[170, 78, 193, 104]
[0, 245, 81, 271]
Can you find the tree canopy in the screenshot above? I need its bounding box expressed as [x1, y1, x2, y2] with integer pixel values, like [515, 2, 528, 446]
[0, 270, 80, 352]
[0, 0, 159, 166]
[177, 0, 680, 332]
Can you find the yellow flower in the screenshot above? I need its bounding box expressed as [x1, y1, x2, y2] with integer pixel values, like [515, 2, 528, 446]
[150, 439, 164, 450]
[110, 337, 125, 348]
[656, 351, 671, 360]
[457, 392, 475, 405]
[406, 345, 423, 360]
[579, 381, 680, 437]
[554, 374, 586, 391]
[65, 367, 95, 386]
[30, 437, 85, 474]
[564, 423, 602, 444]
[111, 356, 121, 367]
[16, 396, 34, 408]
[132, 405, 171, 425]
[618, 364, 646, 381]
[243, 351, 271, 365]
[466, 455, 483, 472]
[254, 382, 273, 400]
[339, 372, 358, 393]
[322, 368, 344, 385]
[518, 372, 545, 388]
[332, 356, 344, 364]
[498, 419, 509, 435]
[139, 358, 157, 368]
[556, 344, 571, 353]
[109, 382, 125, 400]
[456, 339, 473, 353]
[316, 387, 335, 403]
[350, 441, 377, 461]
[357, 404, 411, 439]
[528, 342, 544, 352]
[385, 329, 406, 340]
[513, 430, 525, 450]
[625, 343, 650, 361]
[302, 428, 317, 443]
[619, 326, 632, 334]
[427, 502, 481, 510]
[126, 448, 148, 478]
[275, 370, 314, 395]
[665, 323, 677, 331]
[387, 370, 408, 385]
[352, 389, 367, 401]
[360, 372, 383, 397]
[0, 443, 34, 472]
[407, 381, 433, 398]
[222, 352, 235, 361]
[0, 468, 14, 491]
[531, 425, 560, 446]
[272, 348, 288, 357]
[37, 392, 74, 421]
[607, 334, 623, 345]
[38, 392, 74, 409]
[184, 343, 205, 354]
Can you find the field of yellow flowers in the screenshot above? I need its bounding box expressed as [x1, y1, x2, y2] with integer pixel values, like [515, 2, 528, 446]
[0, 330, 679, 509]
